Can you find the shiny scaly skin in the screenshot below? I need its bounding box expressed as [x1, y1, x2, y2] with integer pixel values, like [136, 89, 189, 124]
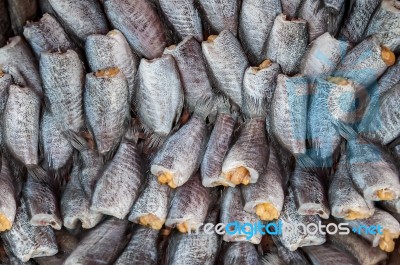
[303, 244, 360, 265]
[222, 242, 260, 265]
[298, 0, 329, 42]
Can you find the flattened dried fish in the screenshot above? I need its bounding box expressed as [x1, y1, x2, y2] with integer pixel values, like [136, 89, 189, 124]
[202, 30, 249, 108]
[23, 13, 76, 58]
[1, 198, 58, 262]
[163, 36, 213, 112]
[329, 153, 375, 220]
[238, 0, 282, 65]
[6, 0, 37, 35]
[222, 242, 260, 265]
[104, 0, 167, 59]
[136, 55, 183, 140]
[63, 218, 129, 265]
[129, 174, 171, 230]
[266, 14, 308, 75]
[114, 225, 160, 265]
[271, 74, 309, 155]
[242, 146, 284, 221]
[303, 244, 359, 265]
[48, 0, 109, 43]
[0, 158, 16, 232]
[91, 130, 142, 219]
[84, 68, 129, 156]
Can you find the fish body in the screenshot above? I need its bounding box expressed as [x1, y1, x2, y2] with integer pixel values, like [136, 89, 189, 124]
[298, 0, 329, 42]
[376, 58, 400, 97]
[281, 0, 302, 17]
[323, 0, 346, 13]
[303, 244, 359, 265]
[222, 242, 260, 265]
[272, 235, 311, 265]
[0, 158, 16, 232]
[0, 72, 11, 150]
[6, 0, 37, 35]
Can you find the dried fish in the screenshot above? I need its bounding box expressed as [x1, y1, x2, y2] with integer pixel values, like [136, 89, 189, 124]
[222, 242, 260, 265]
[6, 0, 37, 35]
[0, 0, 10, 47]
[298, 0, 329, 42]
[303, 244, 359, 265]
[281, 0, 302, 18]
[0, 158, 16, 232]
[272, 235, 311, 265]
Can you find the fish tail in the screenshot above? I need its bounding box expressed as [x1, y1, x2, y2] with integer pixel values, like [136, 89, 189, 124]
[63, 129, 88, 151]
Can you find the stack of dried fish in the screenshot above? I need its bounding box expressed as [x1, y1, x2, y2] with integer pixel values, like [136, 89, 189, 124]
[0, 0, 400, 264]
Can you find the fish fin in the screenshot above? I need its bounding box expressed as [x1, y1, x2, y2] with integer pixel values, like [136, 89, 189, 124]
[296, 153, 318, 169]
[193, 94, 215, 120]
[27, 165, 48, 182]
[335, 121, 358, 141]
[63, 130, 88, 151]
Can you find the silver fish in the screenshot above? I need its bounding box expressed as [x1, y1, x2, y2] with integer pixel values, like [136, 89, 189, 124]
[166, 172, 214, 233]
[266, 14, 308, 76]
[380, 198, 400, 214]
[0, 0, 10, 47]
[238, 0, 282, 65]
[270, 74, 309, 156]
[159, 0, 202, 41]
[272, 235, 311, 265]
[242, 146, 284, 221]
[220, 187, 262, 244]
[300, 33, 350, 79]
[292, 165, 330, 219]
[63, 218, 129, 265]
[23, 13, 76, 58]
[1, 243, 36, 265]
[329, 153, 375, 220]
[150, 104, 209, 188]
[114, 225, 160, 265]
[342, 208, 400, 252]
[0, 71, 11, 150]
[104, 0, 167, 59]
[47, 0, 109, 43]
[202, 30, 249, 108]
[303, 244, 359, 265]
[376, 58, 400, 97]
[84, 68, 129, 156]
[163, 36, 214, 112]
[347, 138, 400, 201]
[61, 136, 104, 229]
[129, 174, 171, 230]
[364, 0, 400, 53]
[0, 36, 42, 95]
[6, 0, 37, 35]
[339, 0, 381, 44]
[222, 242, 260, 265]
[85, 29, 138, 106]
[323, 0, 346, 13]
[201, 98, 237, 187]
[91, 130, 142, 219]
[328, 226, 388, 265]
[3, 85, 41, 169]
[277, 187, 326, 251]
[40, 50, 85, 149]
[196, 0, 240, 36]
[298, 0, 330, 42]
[280, 0, 303, 18]
[136, 55, 184, 141]
[1, 198, 58, 262]
[0, 158, 16, 232]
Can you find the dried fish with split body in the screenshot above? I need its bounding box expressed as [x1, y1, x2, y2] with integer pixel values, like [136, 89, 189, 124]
[0, 158, 16, 232]
[6, 0, 37, 35]
[23, 13, 76, 58]
[266, 14, 308, 75]
[202, 30, 249, 108]
[238, 0, 282, 65]
[104, 0, 167, 59]
[129, 174, 171, 230]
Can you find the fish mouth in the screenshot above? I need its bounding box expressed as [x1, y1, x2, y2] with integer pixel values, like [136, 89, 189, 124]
[138, 214, 164, 230]
[255, 203, 279, 221]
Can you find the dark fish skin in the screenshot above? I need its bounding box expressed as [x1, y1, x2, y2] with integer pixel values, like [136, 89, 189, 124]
[221, 118, 269, 186]
[0, 72, 11, 151]
[0, 0, 11, 47]
[266, 14, 308, 76]
[23, 13, 77, 58]
[201, 103, 236, 187]
[303, 244, 359, 265]
[364, 0, 400, 53]
[47, 0, 109, 44]
[91, 131, 143, 220]
[387, 239, 400, 265]
[1, 243, 36, 265]
[380, 198, 400, 214]
[202, 30, 249, 108]
[238, 0, 282, 65]
[0, 36, 42, 95]
[196, 0, 240, 36]
[40, 50, 85, 145]
[272, 235, 311, 265]
[291, 165, 330, 219]
[298, 0, 330, 42]
[300, 33, 351, 79]
[6, 0, 37, 35]
[270, 74, 309, 156]
[104, 0, 167, 59]
[323, 0, 346, 13]
[222, 242, 260, 265]
[280, 0, 302, 18]
[328, 228, 388, 265]
[38, 0, 55, 16]
[159, 0, 203, 41]
[85, 30, 138, 107]
[1, 198, 58, 262]
[150, 112, 209, 188]
[114, 225, 159, 265]
[163, 36, 214, 112]
[3, 85, 40, 167]
[23, 174, 62, 230]
[339, 0, 381, 44]
[84, 69, 129, 156]
[63, 218, 130, 265]
[0, 158, 16, 232]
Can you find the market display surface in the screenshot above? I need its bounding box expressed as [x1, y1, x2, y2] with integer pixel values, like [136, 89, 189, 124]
[0, 0, 400, 264]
